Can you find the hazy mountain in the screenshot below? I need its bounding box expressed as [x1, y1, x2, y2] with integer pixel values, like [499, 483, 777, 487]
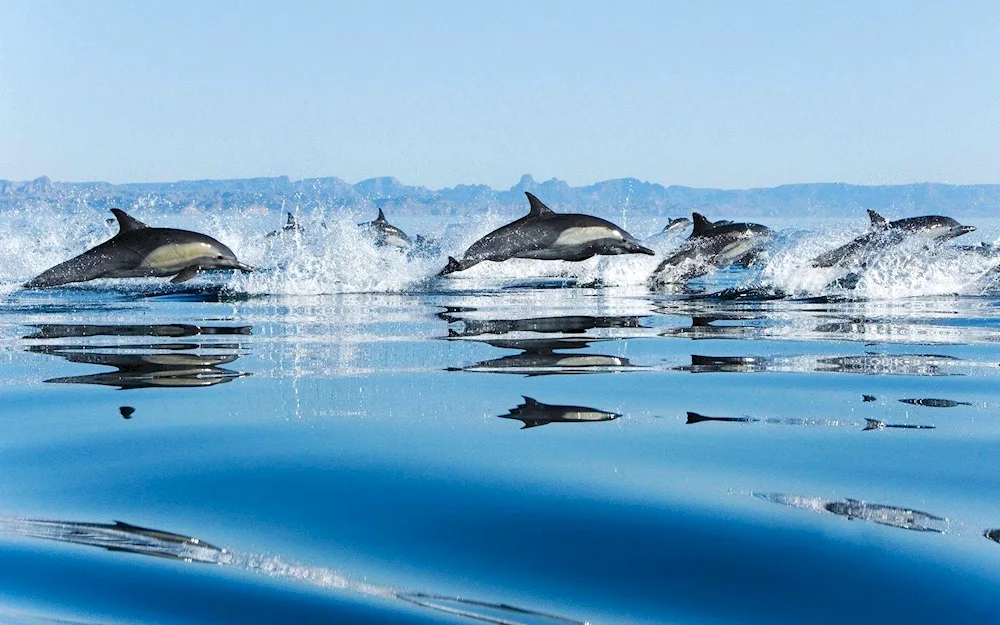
[2, 174, 998, 219]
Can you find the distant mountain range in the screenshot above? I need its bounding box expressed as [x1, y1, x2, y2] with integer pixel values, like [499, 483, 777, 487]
[2, 174, 998, 218]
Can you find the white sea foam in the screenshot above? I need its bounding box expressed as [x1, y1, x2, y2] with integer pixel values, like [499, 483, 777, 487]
[1, 206, 998, 299]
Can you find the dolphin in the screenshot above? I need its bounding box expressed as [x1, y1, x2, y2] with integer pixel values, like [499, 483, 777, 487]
[24, 209, 251, 288]
[661, 217, 692, 234]
[498, 396, 621, 429]
[649, 213, 772, 285]
[440, 192, 653, 275]
[811, 209, 976, 268]
[987, 529, 1000, 543]
[265, 212, 303, 237]
[361, 208, 412, 249]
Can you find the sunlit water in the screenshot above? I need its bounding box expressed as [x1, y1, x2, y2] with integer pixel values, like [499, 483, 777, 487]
[1, 207, 1000, 624]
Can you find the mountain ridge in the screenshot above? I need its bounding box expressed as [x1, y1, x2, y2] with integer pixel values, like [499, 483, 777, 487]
[2, 174, 998, 218]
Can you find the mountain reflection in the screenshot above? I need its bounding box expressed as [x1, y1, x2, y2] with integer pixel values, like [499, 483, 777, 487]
[755, 493, 948, 533]
[25, 323, 250, 390]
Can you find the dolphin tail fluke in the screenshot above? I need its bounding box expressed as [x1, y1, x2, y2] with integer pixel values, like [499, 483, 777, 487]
[863, 418, 885, 431]
[686, 412, 712, 424]
[439, 256, 477, 276]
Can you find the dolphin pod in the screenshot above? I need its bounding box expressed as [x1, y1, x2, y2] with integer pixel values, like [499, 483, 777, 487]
[649, 213, 773, 285]
[20, 198, 985, 289]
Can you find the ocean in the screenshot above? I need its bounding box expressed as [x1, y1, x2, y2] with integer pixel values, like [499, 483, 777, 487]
[0, 205, 999, 624]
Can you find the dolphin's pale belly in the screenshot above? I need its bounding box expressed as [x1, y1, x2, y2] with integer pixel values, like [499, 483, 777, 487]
[551, 409, 617, 422]
[552, 227, 624, 247]
[136, 242, 217, 273]
[718, 238, 755, 263]
[515, 228, 629, 261]
[555, 355, 625, 367]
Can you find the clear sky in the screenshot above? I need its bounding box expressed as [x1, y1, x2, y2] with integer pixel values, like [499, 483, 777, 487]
[1, 1, 998, 189]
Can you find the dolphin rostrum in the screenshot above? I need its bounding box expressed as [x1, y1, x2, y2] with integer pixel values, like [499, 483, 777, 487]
[24, 209, 251, 288]
[440, 192, 654, 275]
[811, 209, 976, 268]
[361, 208, 412, 249]
[649, 213, 772, 284]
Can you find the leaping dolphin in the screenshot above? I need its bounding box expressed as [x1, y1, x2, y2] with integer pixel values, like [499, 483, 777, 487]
[661, 217, 692, 234]
[24, 209, 251, 288]
[649, 213, 772, 285]
[361, 208, 412, 249]
[440, 192, 654, 275]
[811, 209, 976, 268]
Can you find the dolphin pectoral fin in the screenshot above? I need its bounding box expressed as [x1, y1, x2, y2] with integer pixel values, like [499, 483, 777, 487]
[170, 266, 201, 284]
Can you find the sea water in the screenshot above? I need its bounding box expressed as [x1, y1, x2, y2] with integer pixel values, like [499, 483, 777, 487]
[0, 206, 999, 624]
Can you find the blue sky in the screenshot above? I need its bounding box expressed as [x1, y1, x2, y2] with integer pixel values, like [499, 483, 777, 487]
[1, 1, 998, 188]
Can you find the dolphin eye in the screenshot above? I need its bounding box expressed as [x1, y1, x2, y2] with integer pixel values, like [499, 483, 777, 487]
[216, 255, 225, 260]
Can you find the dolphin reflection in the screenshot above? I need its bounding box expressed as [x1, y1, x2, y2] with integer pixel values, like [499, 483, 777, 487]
[25, 323, 250, 390]
[449, 338, 640, 376]
[755, 493, 948, 533]
[0, 515, 587, 625]
[499, 397, 621, 429]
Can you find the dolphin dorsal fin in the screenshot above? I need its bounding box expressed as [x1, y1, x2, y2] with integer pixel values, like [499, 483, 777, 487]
[521, 395, 541, 407]
[376, 208, 387, 222]
[525, 192, 555, 218]
[285, 212, 296, 228]
[691, 213, 715, 237]
[868, 209, 889, 229]
[110, 209, 149, 233]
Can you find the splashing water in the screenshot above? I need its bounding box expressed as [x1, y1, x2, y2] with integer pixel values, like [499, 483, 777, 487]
[2, 206, 999, 300]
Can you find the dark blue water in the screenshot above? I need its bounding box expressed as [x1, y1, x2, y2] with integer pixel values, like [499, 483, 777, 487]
[1, 211, 1000, 623]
